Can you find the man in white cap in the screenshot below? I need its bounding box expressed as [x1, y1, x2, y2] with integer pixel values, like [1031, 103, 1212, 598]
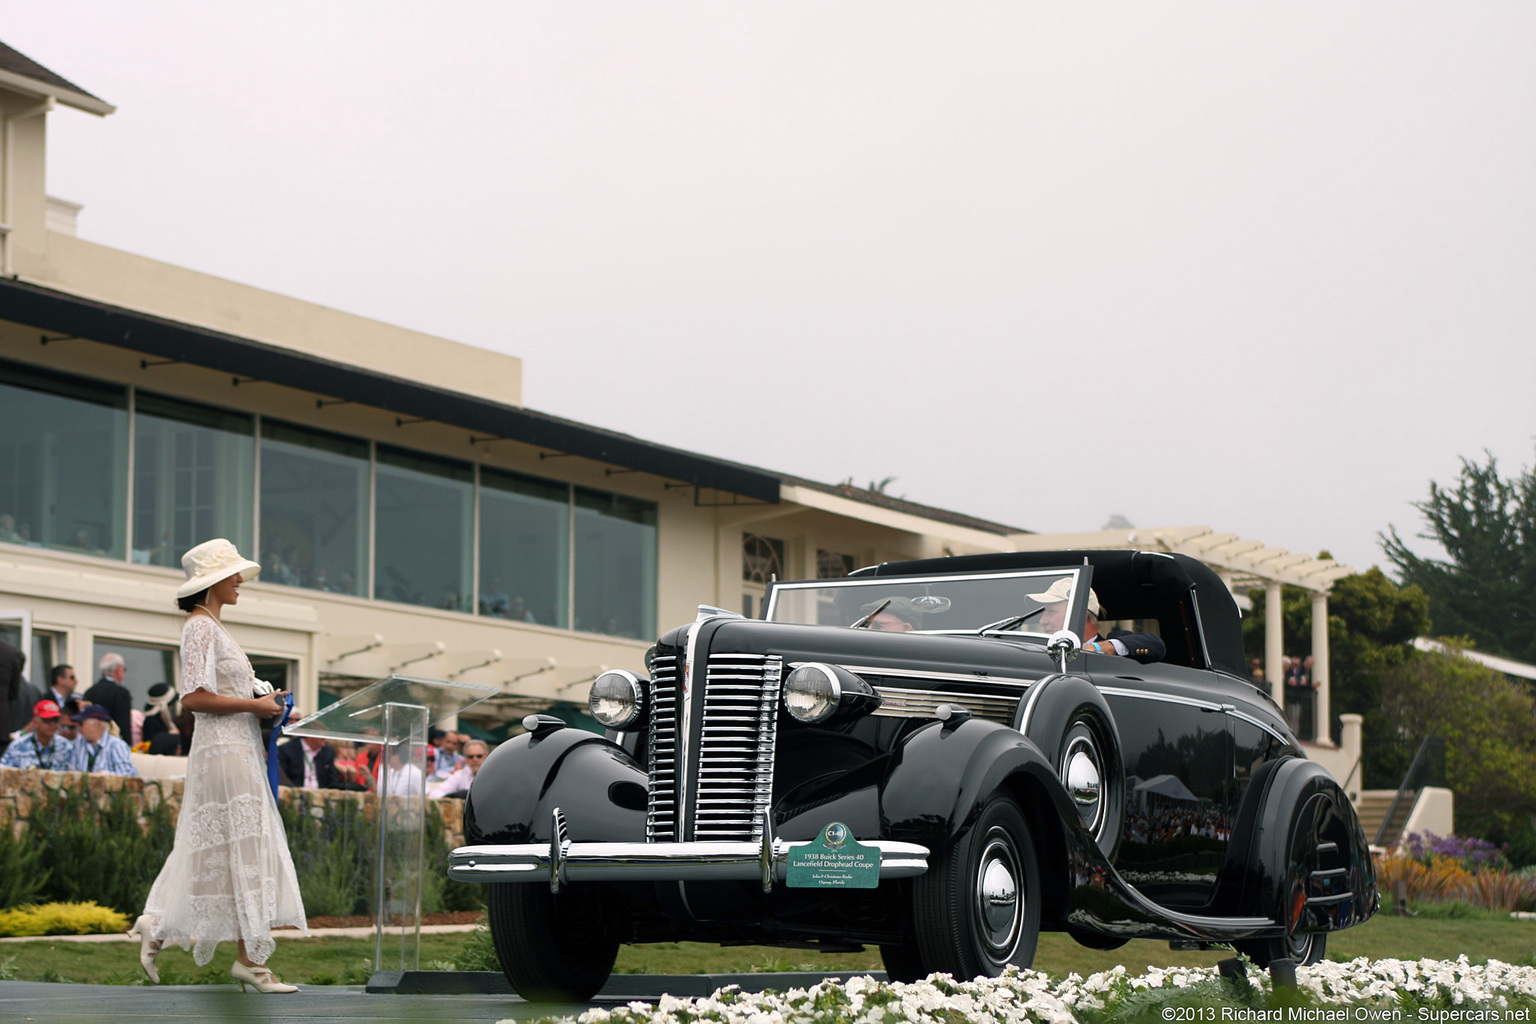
[1030, 578, 1166, 664]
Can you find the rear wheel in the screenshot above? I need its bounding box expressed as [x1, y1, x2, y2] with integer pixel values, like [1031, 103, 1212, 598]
[911, 793, 1041, 980]
[1234, 930, 1326, 967]
[487, 881, 619, 1002]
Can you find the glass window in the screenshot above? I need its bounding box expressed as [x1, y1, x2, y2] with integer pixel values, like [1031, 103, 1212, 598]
[479, 468, 569, 627]
[92, 638, 177, 711]
[133, 392, 254, 568]
[248, 655, 296, 696]
[743, 534, 785, 584]
[573, 487, 656, 639]
[375, 445, 473, 610]
[259, 420, 368, 595]
[817, 549, 855, 579]
[0, 358, 127, 558]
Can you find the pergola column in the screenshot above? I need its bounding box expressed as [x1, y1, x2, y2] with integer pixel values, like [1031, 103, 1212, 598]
[1312, 592, 1331, 744]
[1265, 582, 1283, 705]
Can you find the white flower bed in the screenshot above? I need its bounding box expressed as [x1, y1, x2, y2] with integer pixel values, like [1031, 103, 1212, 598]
[517, 958, 1536, 1024]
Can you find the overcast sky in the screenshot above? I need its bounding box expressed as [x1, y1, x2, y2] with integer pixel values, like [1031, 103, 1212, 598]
[9, 3, 1534, 573]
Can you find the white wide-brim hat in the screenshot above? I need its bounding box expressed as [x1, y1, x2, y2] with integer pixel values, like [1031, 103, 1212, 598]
[176, 538, 261, 598]
[1026, 576, 1103, 617]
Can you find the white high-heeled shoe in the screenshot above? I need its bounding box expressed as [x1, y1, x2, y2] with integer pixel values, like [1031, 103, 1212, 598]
[230, 959, 297, 993]
[126, 915, 160, 984]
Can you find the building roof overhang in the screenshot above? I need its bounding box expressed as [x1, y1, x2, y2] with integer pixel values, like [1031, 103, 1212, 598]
[0, 42, 114, 116]
[0, 277, 782, 502]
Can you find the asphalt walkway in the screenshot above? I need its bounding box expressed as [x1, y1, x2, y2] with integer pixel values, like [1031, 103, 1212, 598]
[0, 970, 884, 1023]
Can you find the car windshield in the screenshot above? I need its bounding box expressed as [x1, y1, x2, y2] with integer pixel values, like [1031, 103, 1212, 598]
[764, 568, 1088, 637]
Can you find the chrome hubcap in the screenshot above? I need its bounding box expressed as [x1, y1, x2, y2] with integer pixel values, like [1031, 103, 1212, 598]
[973, 831, 1022, 960]
[1062, 730, 1105, 836]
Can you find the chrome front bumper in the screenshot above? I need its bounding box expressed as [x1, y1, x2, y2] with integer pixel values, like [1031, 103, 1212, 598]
[449, 809, 929, 893]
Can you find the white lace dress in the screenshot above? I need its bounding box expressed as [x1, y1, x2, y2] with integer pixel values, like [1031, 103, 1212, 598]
[140, 615, 307, 964]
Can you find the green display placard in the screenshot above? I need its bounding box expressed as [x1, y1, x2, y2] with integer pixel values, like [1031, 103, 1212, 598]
[785, 822, 882, 889]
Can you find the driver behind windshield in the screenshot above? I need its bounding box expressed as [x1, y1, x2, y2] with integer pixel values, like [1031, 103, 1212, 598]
[860, 597, 922, 632]
[1030, 579, 1166, 664]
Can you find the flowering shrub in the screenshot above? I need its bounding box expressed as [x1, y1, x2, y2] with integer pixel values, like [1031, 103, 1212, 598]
[1377, 832, 1536, 912]
[1402, 831, 1507, 869]
[0, 901, 129, 937]
[544, 958, 1536, 1024]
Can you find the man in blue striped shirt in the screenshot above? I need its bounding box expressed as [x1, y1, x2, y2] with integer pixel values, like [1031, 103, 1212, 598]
[0, 700, 75, 770]
[66, 704, 138, 777]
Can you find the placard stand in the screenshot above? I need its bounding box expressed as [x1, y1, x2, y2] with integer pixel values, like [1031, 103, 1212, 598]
[285, 675, 495, 971]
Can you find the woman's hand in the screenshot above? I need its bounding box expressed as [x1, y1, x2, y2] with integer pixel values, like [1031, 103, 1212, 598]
[251, 691, 287, 720]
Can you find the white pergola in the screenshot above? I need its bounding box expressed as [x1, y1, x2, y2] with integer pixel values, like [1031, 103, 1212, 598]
[1011, 526, 1356, 746]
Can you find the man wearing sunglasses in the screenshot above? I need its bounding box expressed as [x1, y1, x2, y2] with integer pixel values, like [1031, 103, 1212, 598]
[428, 739, 489, 800]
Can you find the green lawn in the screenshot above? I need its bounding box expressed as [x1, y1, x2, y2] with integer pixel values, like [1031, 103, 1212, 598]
[2, 908, 1531, 986]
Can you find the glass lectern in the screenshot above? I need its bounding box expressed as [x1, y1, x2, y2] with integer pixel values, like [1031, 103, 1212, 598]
[284, 674, 496, 971]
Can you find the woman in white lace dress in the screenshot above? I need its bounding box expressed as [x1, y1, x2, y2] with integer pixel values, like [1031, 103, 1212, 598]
[129, 539, 307, 993]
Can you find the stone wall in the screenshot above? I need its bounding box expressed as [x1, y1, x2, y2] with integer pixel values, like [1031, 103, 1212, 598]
[0, 767, 464, 848]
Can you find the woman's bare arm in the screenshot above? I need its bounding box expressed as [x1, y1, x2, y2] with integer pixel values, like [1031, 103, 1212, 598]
[181, 688, 287, 719]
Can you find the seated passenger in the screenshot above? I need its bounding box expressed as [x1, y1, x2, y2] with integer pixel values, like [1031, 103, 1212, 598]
[1030, 579, 1165, 664]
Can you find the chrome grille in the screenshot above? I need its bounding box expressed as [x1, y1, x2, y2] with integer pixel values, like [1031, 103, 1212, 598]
[646, 650, 782, 843]
[646, 654, 681, 841]
[693, 654, 782, 840]
[871, 685, 1019, 725]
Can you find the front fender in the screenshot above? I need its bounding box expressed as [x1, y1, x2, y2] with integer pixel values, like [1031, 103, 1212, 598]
[463, 726, 648, 845]
[881, 717, 1067, 847]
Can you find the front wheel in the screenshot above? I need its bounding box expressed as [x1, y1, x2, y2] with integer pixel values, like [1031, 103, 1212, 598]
[487, 882, 619, 1002]
[911, 793, 1041, 980]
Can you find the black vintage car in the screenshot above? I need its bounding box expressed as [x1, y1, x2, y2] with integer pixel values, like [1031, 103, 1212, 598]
[450, 550, 1376, 1000]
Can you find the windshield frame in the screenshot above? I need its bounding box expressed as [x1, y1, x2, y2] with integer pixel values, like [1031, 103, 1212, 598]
[763, 565, 1093, 640]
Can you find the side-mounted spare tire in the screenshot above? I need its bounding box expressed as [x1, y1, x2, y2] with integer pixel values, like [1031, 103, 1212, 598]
[1014, 674, 1125, 859]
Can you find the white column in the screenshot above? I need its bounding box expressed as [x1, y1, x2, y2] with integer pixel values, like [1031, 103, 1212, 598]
[1312, 592, 1331, 744]
[1265, 582, 1283, 705]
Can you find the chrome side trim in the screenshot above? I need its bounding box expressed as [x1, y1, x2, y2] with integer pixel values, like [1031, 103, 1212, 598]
[1221, 708, 1292, 747]
[816, 663, 1037, 688]
[449, 839, 930, 884]
[1097, 687, 1223, 712]
[1014, 672, 1062, 734]
[1097, 687, 1290, 747]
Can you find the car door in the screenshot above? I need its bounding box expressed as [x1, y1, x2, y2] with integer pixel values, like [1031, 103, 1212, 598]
[1093, 660, 1234, 910]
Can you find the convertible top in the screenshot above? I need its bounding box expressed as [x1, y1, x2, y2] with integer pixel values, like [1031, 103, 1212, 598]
[851, 549, 1248, 678]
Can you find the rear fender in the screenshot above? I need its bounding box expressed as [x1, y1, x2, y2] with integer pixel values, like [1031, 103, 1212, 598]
[1216, 756, 1378, 930]
[463, 726, 649, 845]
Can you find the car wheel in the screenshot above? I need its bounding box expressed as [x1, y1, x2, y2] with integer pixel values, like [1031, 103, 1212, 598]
[911, 792, 1041, 980]
[1234, 930, 1326, 968]
[879, 936, 928, 983]
[487, 881, 619, 1001]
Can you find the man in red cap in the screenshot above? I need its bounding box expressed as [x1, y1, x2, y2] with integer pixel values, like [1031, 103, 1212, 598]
[0, 699, 76, 770]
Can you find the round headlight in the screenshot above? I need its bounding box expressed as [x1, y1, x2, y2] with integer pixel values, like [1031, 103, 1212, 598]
[589, 669, 645, 729]
[783, 664, 841, 724]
